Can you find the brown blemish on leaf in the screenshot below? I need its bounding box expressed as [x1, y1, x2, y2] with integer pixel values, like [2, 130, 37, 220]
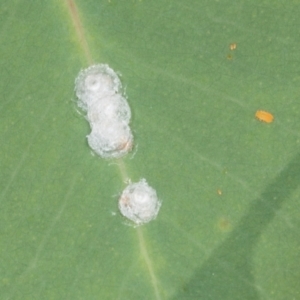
[218, 217, 232, 232]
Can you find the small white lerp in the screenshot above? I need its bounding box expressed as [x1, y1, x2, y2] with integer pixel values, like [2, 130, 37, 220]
[118, 179, 161, 225]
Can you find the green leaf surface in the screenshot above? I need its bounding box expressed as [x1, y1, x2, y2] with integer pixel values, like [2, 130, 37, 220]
[1, 0, 299, 299]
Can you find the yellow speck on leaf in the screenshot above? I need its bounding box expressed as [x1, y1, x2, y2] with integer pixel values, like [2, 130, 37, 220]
[230, 43, 237, 50]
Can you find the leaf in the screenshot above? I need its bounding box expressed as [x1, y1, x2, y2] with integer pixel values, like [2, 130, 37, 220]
[0, 0, 299, 299]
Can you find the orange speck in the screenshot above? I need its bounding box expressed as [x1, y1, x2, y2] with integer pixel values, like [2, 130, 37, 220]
[229, 43, 237, 50]
[255, 110, 274, 123]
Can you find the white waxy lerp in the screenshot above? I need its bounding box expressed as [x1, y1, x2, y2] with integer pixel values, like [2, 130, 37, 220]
[87, 119, 133, 158]
[86, 93, 131, 125]
[75, 64, 133, 158]
[75, 64, 122, 111]
[118, 179, 161, 225]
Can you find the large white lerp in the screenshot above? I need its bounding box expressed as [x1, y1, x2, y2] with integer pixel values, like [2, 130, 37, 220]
[75, 64, 133, 158]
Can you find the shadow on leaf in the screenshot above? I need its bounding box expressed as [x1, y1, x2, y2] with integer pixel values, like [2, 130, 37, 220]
[172, 152, 300, 300]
